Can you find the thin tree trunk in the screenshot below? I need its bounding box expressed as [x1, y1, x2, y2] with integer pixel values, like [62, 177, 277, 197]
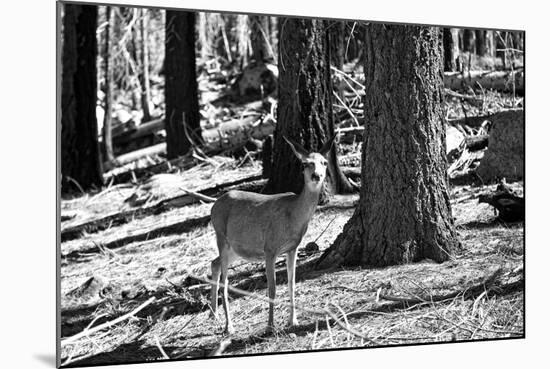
[140, 8, 152, 122]
[443, 28, 460, 72]
[475, 30, 487, 56]
[266, 19, 353, 203]
[164, 10, 201, 159]
[328, 20, 345, 70]
[61, 4, 103, 193]
[102, 6, 115, 163]
[317, 25, 459, 269]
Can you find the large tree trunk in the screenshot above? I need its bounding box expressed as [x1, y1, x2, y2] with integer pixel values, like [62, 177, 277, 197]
[265, 19, 353, 202]
[443, 28, 460, 71]
[140, 8, 152, 122]
[249, 15, 272, 63]
[317, 25, 459, 269]
[102, 5, 115, 164]
[164, 10, 201, 159]
[61, 4, 103, 192]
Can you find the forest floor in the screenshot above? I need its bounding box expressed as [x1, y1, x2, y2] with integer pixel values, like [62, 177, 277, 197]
[59, 154, 524, 367]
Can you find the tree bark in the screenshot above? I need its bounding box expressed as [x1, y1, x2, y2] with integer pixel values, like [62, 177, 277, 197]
[443, 28, 460, 71]
[102, 6, 115, 164]
[140, 8, 152, 122]
[164, 10, 201, 159]
[328, 20, 345, 70]
[61, 4, 103, 192]
[463, 29, 476, 53]
[475, 30, 487, 56]
[249, 15, 272, 63]
[317, 25, 459, 269]
[265, 18, 354, 202]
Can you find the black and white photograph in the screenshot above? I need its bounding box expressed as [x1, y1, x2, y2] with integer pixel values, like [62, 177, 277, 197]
[56, 1, 526, 367]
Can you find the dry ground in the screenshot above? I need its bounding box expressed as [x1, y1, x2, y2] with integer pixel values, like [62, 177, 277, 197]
[59, 160, 524, 367]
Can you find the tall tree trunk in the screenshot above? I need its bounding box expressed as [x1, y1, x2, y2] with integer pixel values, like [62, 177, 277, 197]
[140, 8, 152, 122]
[328, 21, 345, 70]
[61, 4, 103, 192]
[269, 17, 278, 62]
[164, 10, 201, 159]
[265, 19, 353, 203]
[102, 5, 115, 164]
[250, 15, 272, 63]
[317, 25, 459, 269]
[463, 29, 476, 53]
[475, 30, 487, 56]
[443, 28, 460, 71]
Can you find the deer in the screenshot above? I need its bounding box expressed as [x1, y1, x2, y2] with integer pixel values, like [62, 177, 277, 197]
[209, 134, 335, 334]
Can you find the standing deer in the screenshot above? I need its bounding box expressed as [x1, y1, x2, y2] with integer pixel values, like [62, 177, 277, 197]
[210, 135, 335, 333]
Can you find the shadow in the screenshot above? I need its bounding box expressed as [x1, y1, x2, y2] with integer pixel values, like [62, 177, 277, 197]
[62, 215, 211, 261]
[61, 287, 209, 339]
[458, 218, 524, 230]
[33, 353, 57, 367]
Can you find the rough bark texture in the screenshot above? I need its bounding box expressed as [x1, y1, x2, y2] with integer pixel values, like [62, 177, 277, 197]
[61, 4, 103, 192]
[102, 6, 115, 163]
[443, 28, 460, 72]
[250, 15, 272, 63]
[164, 10, 200, 159]
[317, 25, 459, 269]
[265, 19, 353, 202]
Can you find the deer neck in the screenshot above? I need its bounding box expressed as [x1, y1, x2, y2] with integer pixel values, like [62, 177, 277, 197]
[293, 181, 321, 225]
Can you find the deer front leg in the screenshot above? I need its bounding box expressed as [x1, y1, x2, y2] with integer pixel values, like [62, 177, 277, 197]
[210, 256, 221, 316]
[286, 249, 298, 326]
[265, 255, 277, 330]
[220, 251, 234, 334]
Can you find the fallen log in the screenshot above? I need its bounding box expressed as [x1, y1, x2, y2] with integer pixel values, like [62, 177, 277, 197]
[61, 175, 266, 242]
[113, 117, 165, 145]
[444, 69, 524, 93]
[201, 115, 275, 152]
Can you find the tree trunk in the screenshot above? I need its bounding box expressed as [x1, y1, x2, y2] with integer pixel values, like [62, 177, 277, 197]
[140, 8, 152, 122]
[250, 15, 271, 63]
[61, 4, 103, 192]
[269, 17, 278, 61]
[102, 6, 115, 164]
[265, 19, 353, 203]
[443, 28, 460, 71]
[328, 20, 345, 70]
[317, 25, 459, 269]
[164, 10, 201, 159]
[463, 29, 476, 53]
[475, 30, 489, 57]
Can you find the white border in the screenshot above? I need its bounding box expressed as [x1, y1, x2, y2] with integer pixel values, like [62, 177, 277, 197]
[2, 0, 547, 368]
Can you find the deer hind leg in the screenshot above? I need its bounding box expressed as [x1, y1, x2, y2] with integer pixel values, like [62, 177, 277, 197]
[265, 254, 277, 331]
[220, 247, 234, 334]
[210, 256, 221, 316]
[286, 249, 298, 326]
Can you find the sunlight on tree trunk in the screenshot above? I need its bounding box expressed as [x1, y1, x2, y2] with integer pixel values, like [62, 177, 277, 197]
[317, 25, 460, 269]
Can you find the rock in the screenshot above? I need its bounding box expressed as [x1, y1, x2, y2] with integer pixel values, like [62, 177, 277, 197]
[476, 110, 524, 182]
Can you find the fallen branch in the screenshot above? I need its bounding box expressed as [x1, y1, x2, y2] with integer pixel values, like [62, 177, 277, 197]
[61, 297, 156, 346]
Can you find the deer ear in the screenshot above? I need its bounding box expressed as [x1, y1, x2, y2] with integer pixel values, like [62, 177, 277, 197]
[319, 134, 337, 157]
[283, 136, 309, 161]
